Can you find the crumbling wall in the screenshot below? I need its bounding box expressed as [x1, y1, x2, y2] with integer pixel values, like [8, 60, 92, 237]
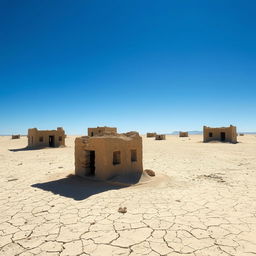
[12, 135, 20, 139]
[75, 132, 143, 180]
[155, 134, 166, 140]
[88, 126, 117, 137]
[27, 127, 66, 148]
[147, 133, 156, 138]
[203, 125, 237, 143]
[179, 132, 188, 137]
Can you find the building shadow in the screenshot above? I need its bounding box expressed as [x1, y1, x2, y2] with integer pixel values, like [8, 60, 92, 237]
[9, 147, 40, 152]
[108, 171, 142, 185]
[31, 174, 126, 201]
[9, 146, 60, 152]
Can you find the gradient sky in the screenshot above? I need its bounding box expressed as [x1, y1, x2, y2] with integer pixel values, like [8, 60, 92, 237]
[1, 0, 256, 134]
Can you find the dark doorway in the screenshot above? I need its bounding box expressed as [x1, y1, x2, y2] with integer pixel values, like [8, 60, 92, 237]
[220, 132, 226, 142]
[85, 150, 95, 176]
[113, 151, 121, 165]
[49, 136, 55, 147]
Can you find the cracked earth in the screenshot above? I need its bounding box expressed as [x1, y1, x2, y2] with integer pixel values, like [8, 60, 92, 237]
[1, 135, 256, 255]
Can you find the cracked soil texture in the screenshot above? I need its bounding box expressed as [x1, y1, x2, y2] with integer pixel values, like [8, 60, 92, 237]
[0, 135, 256, 256]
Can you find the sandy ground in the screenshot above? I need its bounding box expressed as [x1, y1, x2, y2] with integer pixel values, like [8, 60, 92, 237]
[0, 135, 256, 256]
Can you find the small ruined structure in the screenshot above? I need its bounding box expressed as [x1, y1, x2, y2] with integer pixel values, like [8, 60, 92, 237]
[27, 127, 66, 148]
[88, 126, 117, 137]
[147, 132, 156, 138]
[155, 134, 166, 140]
[203, 125, 237, 143]
[75, 131, 143, 180]
[239, 133, 245, 136]
[12, 135, 20, 139]
[179, 132, 188, 137]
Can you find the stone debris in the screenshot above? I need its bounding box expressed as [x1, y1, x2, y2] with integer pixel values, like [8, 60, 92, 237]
[197, 173, 226, 183]
[7, 178, 18, 182]
[145, 169, 156, 177]
[118, 207, 127, 214]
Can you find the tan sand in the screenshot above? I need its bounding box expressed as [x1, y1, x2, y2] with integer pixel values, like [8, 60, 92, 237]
[0, 134, 256, 255]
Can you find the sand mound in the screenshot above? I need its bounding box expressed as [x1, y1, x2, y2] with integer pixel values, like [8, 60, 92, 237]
[108, 170, 152, 186]
[107, 169, 172, 189]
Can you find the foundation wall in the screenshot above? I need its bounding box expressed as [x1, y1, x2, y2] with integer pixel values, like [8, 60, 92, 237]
[203, 126, 237, 143]
[28, 128, 66, 148]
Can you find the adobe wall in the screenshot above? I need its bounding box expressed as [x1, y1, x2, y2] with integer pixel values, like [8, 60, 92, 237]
[147, 132, 156, 138]
[27, 127, 66, 148]
[75, 132, 143, 180]
[88, 126, 117, 136]
[155, 134, 166, 140]
[203, 125, 237, 143]
[12, 135, 20, 139]
[179, 132, 188, 137]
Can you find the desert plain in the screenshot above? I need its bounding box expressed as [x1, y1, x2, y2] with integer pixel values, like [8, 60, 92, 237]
[0, 134, 256, 256]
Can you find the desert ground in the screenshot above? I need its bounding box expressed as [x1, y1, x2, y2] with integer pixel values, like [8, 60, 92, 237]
[0, 134, 256, 256]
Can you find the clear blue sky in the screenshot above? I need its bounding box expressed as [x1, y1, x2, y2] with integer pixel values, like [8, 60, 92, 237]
[1, 0, 255, 134]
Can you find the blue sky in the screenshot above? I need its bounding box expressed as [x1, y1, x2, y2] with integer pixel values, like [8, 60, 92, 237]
[0, 0, 255, 134]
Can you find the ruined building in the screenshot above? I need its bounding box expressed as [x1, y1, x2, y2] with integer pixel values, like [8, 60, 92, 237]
[203, 125, 237, 143]
[75, 131, 143, 180]
[179, 132, 188, 137]
[147, 132, 156, 138]
[88, 126, 117, 137]
[28, 127, 66, 148]
[12, 135, 20, 139]
[155, 134, 166, 140]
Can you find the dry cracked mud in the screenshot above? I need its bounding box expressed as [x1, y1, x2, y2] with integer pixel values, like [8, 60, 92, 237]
[0, 135, 256, 255]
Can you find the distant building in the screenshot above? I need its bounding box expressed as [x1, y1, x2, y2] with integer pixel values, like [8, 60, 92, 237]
[27, 127, 66, 148]
[203, 125, 237, 143]
[179, 132, 188, 137]
[12, 135, 20, 139]
[75, 131, 143, 180]
[155, 134, 166, 140]
[88, 126, 117, 137]
[147, 132, 156, 138]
